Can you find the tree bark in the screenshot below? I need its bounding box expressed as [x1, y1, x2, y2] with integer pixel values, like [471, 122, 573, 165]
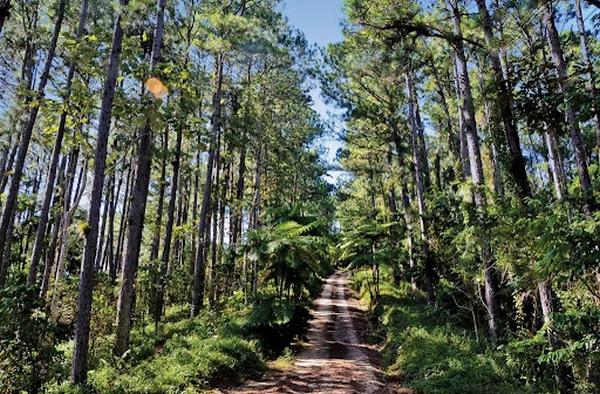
[249, 144, 263, 295]
[154, 124, 182, 324]
[544, 126, 567, 202]
[150, 127, 168, 262]
[474, 0, 531, 198]
[449, 0, 499, 342]
[115, 159, 133, 273]
[71, 0, 128, 384]
[51, 151, 85, 308]
[405, 68, 435, 303]
[541, 0, 592, 200]
[209, 135, 222, 304]
[28, 0, 89, 286]
[192, 53, 224, 317]
[0, 0, 66, 284]
[575, 0, 600, 165]
[40, 150, 72, 300]
[95, 175, 112, 272]
[114, 0, 166, 357]
[107, 172, 122, 280]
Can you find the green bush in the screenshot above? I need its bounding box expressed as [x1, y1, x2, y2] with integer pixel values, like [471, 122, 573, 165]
[0, 276, 67, 393]
[87, 336, 264, 393]
[244, 293, 311, 356]
[353, 270, 524, 394]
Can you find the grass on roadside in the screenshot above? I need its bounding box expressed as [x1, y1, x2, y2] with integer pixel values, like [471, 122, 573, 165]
[350, 269, 525, 394]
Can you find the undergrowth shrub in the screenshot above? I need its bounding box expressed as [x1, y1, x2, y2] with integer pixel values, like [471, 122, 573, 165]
[244, 293, 311, 357]
[0, 275, 67, 393]
[352, 269, 524, 394]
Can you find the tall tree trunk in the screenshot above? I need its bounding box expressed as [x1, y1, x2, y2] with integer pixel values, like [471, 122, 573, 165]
[40, 150, 73, 299]
[115, 159, 133, 273]
[190, 150, 200, 276]
[150, 127, 168, 262]
[449, 0, 499, 342]
[475, 54, 505, 198]
[249, 144, 263, 295]
[114, 0, 166, 357]
[107, 172, 122, 280]
[544, 126, 567, 201]
[71, 0, 128, 383]
[541, 0, 592, 200]
[28, 0, 89, 286]
[453, 58, 471, 179]
[426, 54, 460, 161]
[51, 151, 85, 308]
[209, 136, 222, 304]
[405, 68, 435, 303]
[475, 0, 531, 198]
[401, 184, 418, 290]
[575, 0, 600, 164]
[95, 175, 112, 272]
[0, 0, 66, 284]
[232, 142, 246, 247]
[154, 124, 182, 324]
[192, 53, 224, 317]
[0, 140, 18, 196]
[217, 158, 230, 299]
[231, 64, 251, 249]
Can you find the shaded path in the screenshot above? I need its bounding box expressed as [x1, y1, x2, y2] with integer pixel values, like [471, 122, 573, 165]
[224, 271, 396, 394]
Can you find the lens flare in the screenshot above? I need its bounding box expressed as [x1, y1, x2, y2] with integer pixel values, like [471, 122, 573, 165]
[145, 77, 168, 99]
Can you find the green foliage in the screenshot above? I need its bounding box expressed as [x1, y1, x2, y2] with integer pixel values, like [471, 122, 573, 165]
[0, 275, 66, 393]
[244, 293, 311, 357]
[353, 270, 525, 394]
[245, 209, 332, 299]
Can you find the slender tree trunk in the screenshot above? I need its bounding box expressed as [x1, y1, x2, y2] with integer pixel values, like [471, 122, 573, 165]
[150, 127, 168, 262]
[0, 140, 17, 196]
[107, 173, 122, 280]
[405, 68, 435, 303]
[154, 124, 182, 324]
[190, 150, 200, 276]
[250, 144, 263, 296]
[51, 151, 85, 308]
[450, 0, 499, 342]
[192, 54, 224, 317]
[575, 0, 600, 164]
[541, 0, 592, 200]
[95, 175, 112, 272]
[544, 127, 567, 202]
[28, 0, 89, 286]
[0, 0, 66, 284]
[114, 0, 166, 357]
[475, 0, 531, 198]
[453, 58, 471, 179]
[209, 136, 222, 304]
[475, 54, 505, 198]
[115, 160, 133, 273]
[426, 55, 458, 159]
[387, 186, 402, 285]
[40, 151, 71, 299]
[400, 184, 417, 290]
[250, 145, 262, 231]
[71, 0, 128, 383]
[217, 159, 230, 299]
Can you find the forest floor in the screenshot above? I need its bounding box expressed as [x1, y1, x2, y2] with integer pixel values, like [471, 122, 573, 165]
[223, 271, 405, 394]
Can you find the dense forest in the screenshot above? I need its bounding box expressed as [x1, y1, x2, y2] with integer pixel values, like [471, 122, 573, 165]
[0, 0, 599, 393]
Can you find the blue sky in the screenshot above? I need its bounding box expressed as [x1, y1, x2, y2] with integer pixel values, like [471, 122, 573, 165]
[282, 0, 346, 183]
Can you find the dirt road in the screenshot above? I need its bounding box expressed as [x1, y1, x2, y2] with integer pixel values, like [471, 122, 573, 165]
[225, 271, 395, 394]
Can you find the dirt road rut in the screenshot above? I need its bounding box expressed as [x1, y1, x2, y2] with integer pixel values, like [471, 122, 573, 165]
[225, 271, 394, 394]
